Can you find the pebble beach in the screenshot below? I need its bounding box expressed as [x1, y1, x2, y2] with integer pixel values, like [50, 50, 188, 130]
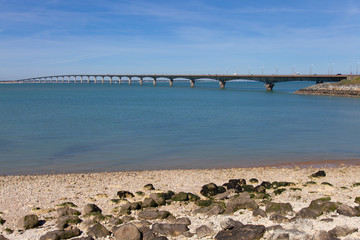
[1, 165, 360, 239]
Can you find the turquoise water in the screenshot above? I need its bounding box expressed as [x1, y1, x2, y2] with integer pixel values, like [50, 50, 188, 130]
[0, 81, 359, 175]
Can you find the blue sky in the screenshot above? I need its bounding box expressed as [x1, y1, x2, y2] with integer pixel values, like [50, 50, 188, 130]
[1, 0, 360, 80]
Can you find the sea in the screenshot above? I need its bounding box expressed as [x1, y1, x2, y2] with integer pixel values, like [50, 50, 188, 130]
[0, 81, 359, 175]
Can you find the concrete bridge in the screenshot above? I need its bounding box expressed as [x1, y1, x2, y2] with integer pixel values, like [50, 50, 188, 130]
[14, 74, 354, 90]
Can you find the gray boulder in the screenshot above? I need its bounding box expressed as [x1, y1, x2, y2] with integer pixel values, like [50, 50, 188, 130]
[152, 223, 189, 237]
[149, 193, 167, 206]
[328, 226, 358, 237]
[57, 206, 80, 217]
[337, 204, 360, 217]
[138, 210, 170, 220]
[266, 202, 293, 216]
[215, 224, 265, 240]
[83, 204, 102, 214]
[87, 223, 110, 238]
[57, 215, 81, 229]
[196, 225, 215, 238]
[142, 198, 158, 208]
[17, 214, 40, 230]
[194, 204, 225, 216]
[226, 197, 259, 213]
[113, 223, 142, 240]
[269, 214, 290, 223]
[220, 218, 243, 230]
[253, 208, 267, 218]
[313, 230, 339, 240]
[39, 228, 81, 240]
[0, 236, 8, 240]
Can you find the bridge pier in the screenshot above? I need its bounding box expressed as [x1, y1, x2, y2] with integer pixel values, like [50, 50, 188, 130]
[153, 79, 156, 86]
[129, 77, 132, 85]
[219, 80, 226, 89]
[94, 77, 97, 84]
[110, 76, 113, 84]
[265, 83, 274, 91]
[139, 78, 143, 86]
[74, 76, 76, 84]
[169, 79, 173, 87]
[190, 80, 195, 88]
[102, 76, 104, 84]
[87, 76, 90, 84]
[81, 76, 83, 84]
[56, 77, 58, 83]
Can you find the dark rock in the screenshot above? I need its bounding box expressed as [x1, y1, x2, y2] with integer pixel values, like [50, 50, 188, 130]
[223, 179, 246, 192]
[201, 183, 226, 197]
[254, 185, 266, 193]
[117, 190, 135, 199]
[113, 223, 142, 240]
[57, 215, 81, 229]
[183, 231, 195, 237]
[168, 217, 191, 225]
[265, 225, 283, 231]
[87, 223, 110, 238]
[220, 218, 243, 230]
[260, 181, 272, 189]
[142, 198, 158, 208]
[139, 226, 156, 240]
[250, 178, 259, 183]
[296, 207, 321, 219]
[0, 235, 9, 240]
[144, 184, 155, 190]
[154, 237, 169, 240]
[269, 214, 290, 223]
[17, 214, 40, 230]
[297, 198, 339, 218]
[265, 202, 293, 216]
[329, 226, 358, 237]
[243, 185, 255, 192]
[271, 233, 290, 240]
[355, 197, 360, 204]
[252, 208, 267, 218]
[0, 217, 5, 225]
[272, 181, 294, 188]
[226, 197, 259, 213]
[83, 204, 102, 214]
[149, 193, 167, 206]
[320, 218, 334, 222]
[121, 215, 135, 222]
[337, 204, 360, 216]
[196, 199, 213, 207]
[57, 206, 80, 217]
[171, 192, 189, 201]
[138, 210, 170, 220]
[213, 191, 230, 200]
[188, 193, 200, 201]
[152, 223, 189, 237]
[273, 189, 286, 195]
[108, 217, 123, 226]
[311, 170, 326, 178]
[196, 225, 215, 238]
[40, 228, 81, 240]
[71, 237, 94, 240]
[130, 201, 142, 210]
[313, 230, 339, 240]
[215, 224, 265, 240]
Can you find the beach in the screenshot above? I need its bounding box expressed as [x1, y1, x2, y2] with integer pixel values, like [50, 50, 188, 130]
[1, 165, 360, 239]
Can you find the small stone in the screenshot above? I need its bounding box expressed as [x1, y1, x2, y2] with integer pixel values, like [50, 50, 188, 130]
[113, 223, 142, 240]
[144, 184, 155, 190]
[138, 210, 170, 220]
[83, 204, 102, 214]
[253, 208, 267, 218]
[149, 193, 167, 206]
[168, 217, 191, 225]
[0, 236, 9, 240]
[57, 215, 81, 229]
[215, 224, 265, 240]
[337, 204, 360, 217]
[355, 197, 360, 204]
[329, 226, 358, 237]
[311, 170, 326, 178]
[269, 214, 290, 223]
[194, 204, 225, 216]
[121, 215, 135, 222]
[220, 218, 243, 230]
[200, 183, 226, 197]
[152, 223, 189, 237]
[57, 206, 80, 217]
[40, 228, 81, 240]
[250, 178, 259, 183]
[0, 217, 5, 225]
[270, 232, 290, 240]
[320, 218, 334, 222]
[196, 225, 215, 238]
[17, 214, 40, 230]
[226, 196, 259, 213]
[313, 230, 339, 240]
[188, 193, 200, 201]
[117, 190, 135, 199]
[71, 237, 94, 240]
[87, 223, 111, 238]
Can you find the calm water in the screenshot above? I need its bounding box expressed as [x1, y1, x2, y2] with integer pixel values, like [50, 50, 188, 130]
[0, 81, 359, 175]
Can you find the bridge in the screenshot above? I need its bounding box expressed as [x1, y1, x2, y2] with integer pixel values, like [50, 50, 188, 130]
[12, 74, 355, 90]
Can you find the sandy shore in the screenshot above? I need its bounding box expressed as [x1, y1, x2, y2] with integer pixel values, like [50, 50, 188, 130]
[1, 165, 360, 239]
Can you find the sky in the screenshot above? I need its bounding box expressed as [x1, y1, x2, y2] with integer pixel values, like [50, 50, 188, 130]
[1, 0, 360, 80]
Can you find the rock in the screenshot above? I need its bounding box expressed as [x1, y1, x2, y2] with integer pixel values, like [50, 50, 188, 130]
[311, 170, 326, 178]
[355, 197, 360, 204]
[139, 226, 155, 240]
[266, 225, 283, 231]
[154, 237, 169, 240]
[0, 236, 9, 240]
[149, 193, 167, 206]
[329, 226, 358, 237]
[188, 193, 200, 201]
[171, 192, 189, 201]
[196, 225, 215, 238]
[142, 198, 158, 208]
[40, 228, 81, 240]
[17, 214, 40, 230]
[57, 206, 80, 217]
[71, 237, 94, 240]
[269, 232, 290, 240]
[297, 198, 339, 219]
[213, 191, 230, 200]
[117, 190, 135, 199]
[313, 230, 340, 240]
[144, 184, 155, 190]
[130, 201, 142, 210]
[223, 179, 247, 192]
[337, 204, 360, 216]
[168, 217, 191, 225]
[226, 196, 259, 213]
[265, 202, 293, 216]
[200, 183, 226, 197]
[215, 224, 265, 240]
[254, 185, 266, 193]
[138, 210, 170, 220]
[253, 208, 267, 218]
[194, 204, 225, 215]
[260, 181, 272, 189]
[250, 178, 259, 183]
[296, 207, 321, 219]
[87, 223, 111, 238]
[121, 215, 135, 222]
[320, 218, 334, 222]
[113, 223, 142, 240]
[57, 215, 82, 229]
[220, 218, 243, 230]
[83, 204, 102, 214]
[0, 217, 5, 225]
[152, 223, 189, 237]
[79, 219, 97, 232]
[269, 214, 290, 223]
